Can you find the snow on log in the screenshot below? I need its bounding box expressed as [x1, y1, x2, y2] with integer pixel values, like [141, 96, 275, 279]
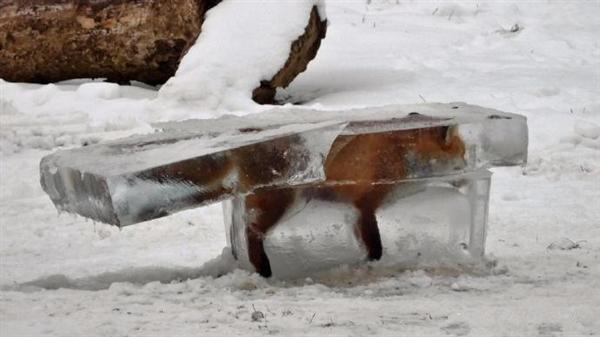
[0, 0, 209, 85]
[158, 0, 327, 107]
[0, 0, 327, 105]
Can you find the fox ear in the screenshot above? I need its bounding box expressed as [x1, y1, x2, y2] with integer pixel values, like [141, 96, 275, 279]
[437, 126, 450, 143]
[446, 126, 453, 144]
[440, 125, 457, 145]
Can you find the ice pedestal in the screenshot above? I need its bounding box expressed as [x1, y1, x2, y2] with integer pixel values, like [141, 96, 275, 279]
[225, 170, 491, 279]
[38, 102, 527, 278]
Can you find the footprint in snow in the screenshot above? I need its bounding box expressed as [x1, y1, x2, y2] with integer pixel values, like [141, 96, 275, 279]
[538, 322, 563, 337]
[441, 321, 471, 336]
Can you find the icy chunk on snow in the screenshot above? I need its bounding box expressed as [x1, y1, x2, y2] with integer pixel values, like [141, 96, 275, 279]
[574, 120, 600, 140]
[547, 238, 581, 250]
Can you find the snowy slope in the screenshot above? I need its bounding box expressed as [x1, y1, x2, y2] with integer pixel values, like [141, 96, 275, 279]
[1, 0, 599, 336]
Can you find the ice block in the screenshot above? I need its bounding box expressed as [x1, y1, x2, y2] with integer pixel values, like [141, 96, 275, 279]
[40, 121, 345, 226]
[225, 170, 492, 279]
[40, 103, 527, 226]
[157, 102, 528, 168]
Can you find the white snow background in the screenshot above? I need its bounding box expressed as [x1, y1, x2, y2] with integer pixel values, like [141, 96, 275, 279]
[1, 0, 599, 336]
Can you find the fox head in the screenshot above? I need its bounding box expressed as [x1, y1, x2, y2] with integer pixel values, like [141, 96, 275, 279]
[389, 125, 467, 179]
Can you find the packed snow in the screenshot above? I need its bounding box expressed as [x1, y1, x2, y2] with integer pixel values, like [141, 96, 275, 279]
[1, 0, 599, 336]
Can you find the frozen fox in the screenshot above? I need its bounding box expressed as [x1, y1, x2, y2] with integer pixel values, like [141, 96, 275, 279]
[241, 124, 466, 277]
[145, 119, 466, 277]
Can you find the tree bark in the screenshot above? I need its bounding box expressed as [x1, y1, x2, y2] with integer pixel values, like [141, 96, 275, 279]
[0, 0, 206, 85]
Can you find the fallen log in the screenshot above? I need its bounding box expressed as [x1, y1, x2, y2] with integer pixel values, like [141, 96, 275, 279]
[0, 0, 207, 85]
[0, 0, 327, 104]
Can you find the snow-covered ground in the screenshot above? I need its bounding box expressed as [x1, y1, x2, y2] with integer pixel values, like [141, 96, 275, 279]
[1, 0, 599, 336]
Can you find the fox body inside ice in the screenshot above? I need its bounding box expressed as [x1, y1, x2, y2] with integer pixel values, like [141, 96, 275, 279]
[239, 125, 466, 277]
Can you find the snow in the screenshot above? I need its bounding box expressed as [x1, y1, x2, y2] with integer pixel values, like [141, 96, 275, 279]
[1, 0, 600, 336]
[76, 82, 120, 100]
[574, 119, 600, 140]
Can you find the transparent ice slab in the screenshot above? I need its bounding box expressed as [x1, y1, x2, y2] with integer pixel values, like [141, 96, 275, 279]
[224, 170, 492, 279]
[158, 102, 528, 168]
[40, 103, 526, 226]
[41, 122, 346, 226]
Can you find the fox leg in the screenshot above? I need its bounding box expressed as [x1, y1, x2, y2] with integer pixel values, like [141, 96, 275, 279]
[245, 188, 295, 277]
[353, 185, 393, 261]
[355, 204, 383, 260]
